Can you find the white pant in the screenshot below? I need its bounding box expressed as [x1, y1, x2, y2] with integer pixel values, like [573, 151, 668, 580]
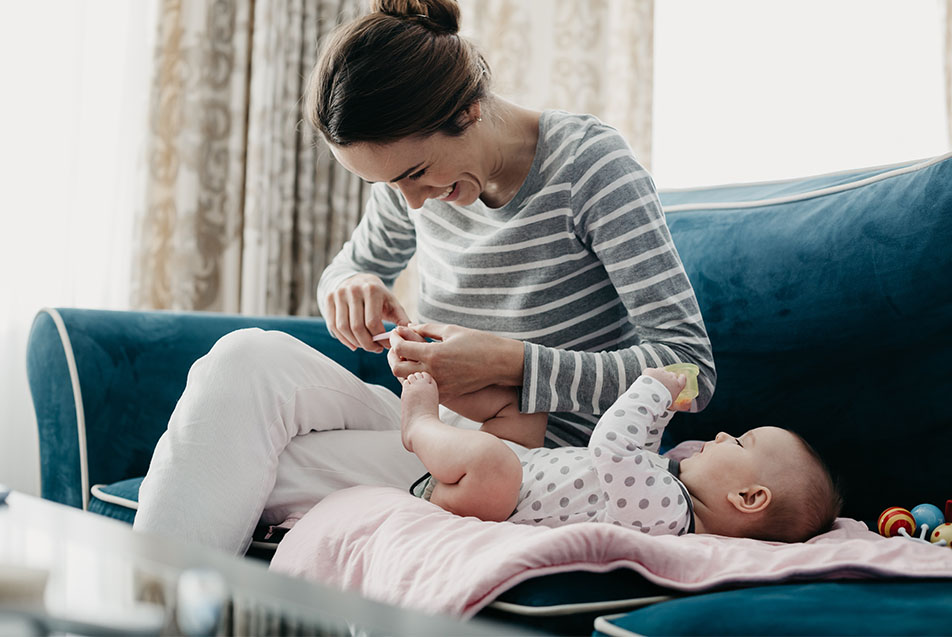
[134, 328, 437, 554]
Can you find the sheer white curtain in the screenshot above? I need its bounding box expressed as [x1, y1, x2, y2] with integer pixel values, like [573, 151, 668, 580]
[0, 1, 157, 495]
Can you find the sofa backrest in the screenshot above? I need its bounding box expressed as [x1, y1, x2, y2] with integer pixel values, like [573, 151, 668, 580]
[659, 153, 952, 522]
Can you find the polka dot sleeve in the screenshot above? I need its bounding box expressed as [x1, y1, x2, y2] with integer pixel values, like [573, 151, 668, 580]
[588, 375, 691, 534]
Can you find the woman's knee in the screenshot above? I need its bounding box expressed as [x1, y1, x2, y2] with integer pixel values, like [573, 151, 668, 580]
[200, 328, 328, 382]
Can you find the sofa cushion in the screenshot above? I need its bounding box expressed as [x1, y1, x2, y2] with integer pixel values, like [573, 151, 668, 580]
[89, 477, 140, 524]
[658, 153, 952, 522]
[592, 580, 952, 636]
[89, 476, 283, 561]
[476, 569, 676, 635]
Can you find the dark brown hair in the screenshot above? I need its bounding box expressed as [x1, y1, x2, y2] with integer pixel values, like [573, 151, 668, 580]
[305, 0, 491, 146]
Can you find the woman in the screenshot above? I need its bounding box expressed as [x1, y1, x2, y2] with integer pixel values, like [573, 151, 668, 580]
[134, 0, 715, 555]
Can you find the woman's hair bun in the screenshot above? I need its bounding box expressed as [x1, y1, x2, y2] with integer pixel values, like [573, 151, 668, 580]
[372, 0, 461, 34]
[308, 0, 488, 145]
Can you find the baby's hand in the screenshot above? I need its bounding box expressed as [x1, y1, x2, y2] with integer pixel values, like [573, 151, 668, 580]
[642, 368, 687, 409]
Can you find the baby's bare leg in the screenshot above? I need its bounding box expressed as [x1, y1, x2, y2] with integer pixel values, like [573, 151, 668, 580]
[401, 372, 522, 522]
[443, 386, 548, 449]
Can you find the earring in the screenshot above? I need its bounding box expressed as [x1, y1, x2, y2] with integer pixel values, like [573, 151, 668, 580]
[477, 116, 483, 122]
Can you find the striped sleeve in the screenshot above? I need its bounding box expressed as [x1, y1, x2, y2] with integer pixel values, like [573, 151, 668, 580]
[316, 183, 417, 317]
[522, 125, 715, 414]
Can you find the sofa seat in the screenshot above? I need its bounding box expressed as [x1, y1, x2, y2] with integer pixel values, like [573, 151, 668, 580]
[88, 477, 140, 523]
[593, 581, 952, 636]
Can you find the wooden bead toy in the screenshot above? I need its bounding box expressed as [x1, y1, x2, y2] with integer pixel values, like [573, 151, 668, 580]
[930, 523, 952, 547]
[877, 507, 915, 538]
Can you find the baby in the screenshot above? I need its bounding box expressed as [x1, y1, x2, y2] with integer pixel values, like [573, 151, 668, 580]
[400, 366, 842, 543]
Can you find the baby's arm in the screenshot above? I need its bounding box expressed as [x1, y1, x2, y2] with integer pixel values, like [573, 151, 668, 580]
[443, 387, 548, 449]
[589, 374, 676, 457]
[589, 373, 691, 533]
[592, 371, 681, 452]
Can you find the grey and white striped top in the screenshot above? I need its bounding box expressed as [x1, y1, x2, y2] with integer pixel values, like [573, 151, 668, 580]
[318, 110, 715, 447]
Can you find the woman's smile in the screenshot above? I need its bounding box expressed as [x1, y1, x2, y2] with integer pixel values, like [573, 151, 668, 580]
[437, 182, 460, 201]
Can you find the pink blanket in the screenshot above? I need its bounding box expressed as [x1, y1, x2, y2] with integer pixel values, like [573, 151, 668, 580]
[270, 486, 952, 618]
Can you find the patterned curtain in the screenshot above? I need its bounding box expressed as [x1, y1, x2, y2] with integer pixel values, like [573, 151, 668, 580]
[132, 0, 368, 315]
[459, 0, 654, 168]
[132, 0, 653, 316]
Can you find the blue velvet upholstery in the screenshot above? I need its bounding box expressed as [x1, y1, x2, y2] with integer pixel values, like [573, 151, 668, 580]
[594, 581, 952, 636]
[477, 569, 674, 635]
[89, 477, 141, 523]
[659, 154, 952, 521]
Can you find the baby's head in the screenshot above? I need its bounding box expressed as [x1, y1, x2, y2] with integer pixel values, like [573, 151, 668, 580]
[678, 426, 842, 543]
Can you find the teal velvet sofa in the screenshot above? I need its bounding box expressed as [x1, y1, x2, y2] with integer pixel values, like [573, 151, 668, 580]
[27, 153, 952, 635]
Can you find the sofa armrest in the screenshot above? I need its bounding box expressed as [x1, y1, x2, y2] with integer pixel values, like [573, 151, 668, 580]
[26, 308, 399, 510]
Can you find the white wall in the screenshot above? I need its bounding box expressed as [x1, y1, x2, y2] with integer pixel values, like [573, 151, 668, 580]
[0, 1, 157, 495]
[653, 0, 949, 188]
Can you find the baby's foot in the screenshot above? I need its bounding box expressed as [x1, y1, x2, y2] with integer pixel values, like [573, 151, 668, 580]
[401, 372, 440, 452]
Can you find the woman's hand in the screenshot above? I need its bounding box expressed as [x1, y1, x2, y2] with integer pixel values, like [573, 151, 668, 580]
[387, 323, 524, 398]
[325, 273, 410, 353]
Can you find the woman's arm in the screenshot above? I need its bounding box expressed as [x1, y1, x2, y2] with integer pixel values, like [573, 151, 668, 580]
[317, 183, 417, 351]
[520, 126, 715, 414]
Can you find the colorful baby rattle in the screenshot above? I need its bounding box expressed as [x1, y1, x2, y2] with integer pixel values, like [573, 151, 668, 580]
[877, 500, 951, 547]
[931, 523, 952, 546]
[877, 507, 915, 537]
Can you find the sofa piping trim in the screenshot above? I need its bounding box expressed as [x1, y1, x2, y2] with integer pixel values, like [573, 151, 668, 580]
[488, 594, 673, 617]
[662, 151, 952, 213]
[90, 484, 138, 511]
[41, 307, 90, 511]
[658, 156, 924, 193]
[592, 613, 638, 637]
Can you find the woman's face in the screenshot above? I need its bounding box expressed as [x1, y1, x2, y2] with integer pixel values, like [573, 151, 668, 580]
[330, 131, 486, 210]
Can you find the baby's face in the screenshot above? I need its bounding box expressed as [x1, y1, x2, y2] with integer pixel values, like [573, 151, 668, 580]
[680, 426, 799, 488]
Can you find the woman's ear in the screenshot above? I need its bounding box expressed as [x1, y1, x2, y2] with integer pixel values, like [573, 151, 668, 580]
[456, 101, 482, 129]
[727, 485, 771, 514]
[470, 100, 482, 122]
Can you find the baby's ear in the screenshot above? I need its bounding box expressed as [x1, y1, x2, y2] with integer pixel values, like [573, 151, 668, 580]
[727, 485, 771, 514]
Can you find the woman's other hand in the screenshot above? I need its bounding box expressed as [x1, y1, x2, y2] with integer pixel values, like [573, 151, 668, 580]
[387, 323, 524, 398]
[325, 273, 410, 353]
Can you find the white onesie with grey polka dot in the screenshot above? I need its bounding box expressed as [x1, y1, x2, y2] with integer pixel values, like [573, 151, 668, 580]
[507, 374, 694, 535]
